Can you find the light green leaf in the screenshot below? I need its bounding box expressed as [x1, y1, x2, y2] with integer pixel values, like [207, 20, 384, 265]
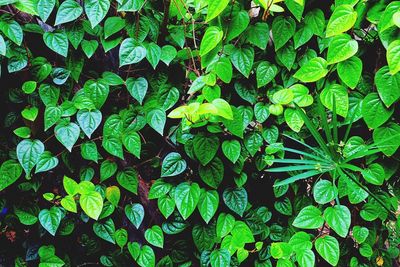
[293, 57, 328, 82]
[337, 56, 362, 89]
[80, 190, 103, 220]
[362, 93, 394, 129]
[375, 66, 400, 107]
[284, 108, 304, 133]
[293, 205, 324, 229]
[77, 109, 102, 138]
[35, 151, 59, 174]
[0, 160, 23, 191]
[145, 42, 161, 69]
[206, 0, 229, 22]
[313, 179, 337, 204]
[145, 225, 164, 248]
[125, 203, 144, 229]
[373, 122, 400, 156]
[320, 84, 349, 117]
[361, 163, 385, 185]
[199, 26, 223, 57]
[315, 235, 339, 266]
[326, 4, 357, 37]
[327, 34, 358, 65]
[324, 205, 351, 238]
[146, 108, 166, 135]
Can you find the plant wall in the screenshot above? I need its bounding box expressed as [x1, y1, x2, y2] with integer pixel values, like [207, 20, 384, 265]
[0, 0, 399, 266]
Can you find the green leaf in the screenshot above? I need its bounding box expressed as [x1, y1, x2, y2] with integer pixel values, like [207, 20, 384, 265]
[199, 157, 224, 189]
[21, 106, 39, 121]
[84, 0, 110, 28]
[115, 228, 128, 249]
[55, 0, 83, 25]
[17, 139, 44, 176]
[297, 249, 315, 267]
[222, 187, 248, 216]
[22, 80, 37, 94]
[213, 57, 233, 83]
[231, 220, 255, 244]
[137, 245, 155, 267]
[122, 131, 141, 158]
[55, 122, 80, 152]
[148, 179, 172, 200]
[119, 38, 147, 67]
[80, 190, 103, 220]
[361, 93, 394, 129]
[313, 180, 337, 204]
[210, 249, 231, 267]
[292, 205, 324, 229]
[315, 235, 339, 266]
[206, 0, 229, 22]
[38, 207, 63, 236]
[126, 77, 148, 105]
[105, 186, 120, 206]
[161, 152, 187, 177]
[198, 189, 219, 223]
[387, 40, 400, 74]
[324, 205, 351, 238]
[13, 126, 31, 138]
[272, 16, 296, 51]
[286, 0, 305, 21]
[304, 8, 325, 37]
[37, 0, 56, 22]
[174, 182, 201, 220]
[373, 122, 400, 156]
[244, 131, 263, 156]
[216, 213, 235, 238]
[145, 225, 164, 248]
[116, 168, 138, 194]
[199, 26, 223, 57]
[146, 108, 166, 135]
[44, 106, 62, 131]
[284, 108, 304, 133]
[81, 40, 98, 58]
[320, 84, 349, 117]
[230, 46, 255, 79]
[100, 160, 117, 182]
[193, 133, 220, 166]
[77, 109, 102, 138]
[43, 31, 69, 57]
[327, 34, 358, 65]
[353, 226, 369, 244]
[244, 22, 269, 50]
[0, 19, 23, 45]
[158, 195, 175, 219]
[226, 10, 250, 42]
[375, 66, 400, 107]
[125, 203, 144, 229]
[337, 56, 362, 89]
[102, 136, 124, 159]
[326, 4, 357, 37]
[160, 45, 177, 66]
[257, 60, 279, 88]
[83, 79, 109, 109]
[212, 98, 233, 120]
[222, 140, 241, 164]
[35, 151, 59, 174]
[0, 35, 6, 56]
[104, 16, 126, 39]
[293, 57, 328, 83]
[361, 163, 385, 185]
[93, 218, 115, 244]
[0, 160, 23, 191]
[145, 42, 161, 69]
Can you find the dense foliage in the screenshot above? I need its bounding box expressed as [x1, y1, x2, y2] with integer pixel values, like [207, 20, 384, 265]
[0, 0, 400, 266]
